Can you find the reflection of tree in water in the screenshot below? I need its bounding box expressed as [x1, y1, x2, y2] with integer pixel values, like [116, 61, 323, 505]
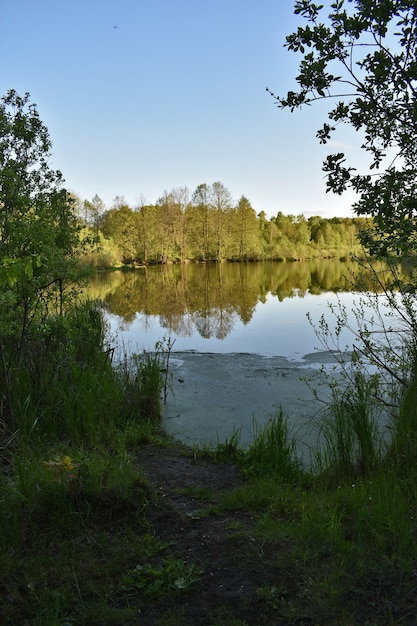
[85, 260, 402, 339]
[189, 263, 255, 339]
[101, 273, 143, 323]
[158, 312, 194, 337]
[192, 307, 238, 339]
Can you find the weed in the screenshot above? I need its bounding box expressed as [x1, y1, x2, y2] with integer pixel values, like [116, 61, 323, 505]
[256, 583, 288, 611]
[121, 335, 175, 421]
[155, 335, 176, 403]
[219, 478, 281, 513]
[120, 559, 202, 600]
[215, 428, 243, 461]
[193, 427, 243, 463]
[175, 484, 214, 500]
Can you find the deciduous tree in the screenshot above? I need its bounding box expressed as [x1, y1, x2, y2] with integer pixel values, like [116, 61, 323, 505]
[270, 0, 417, 258]
[211, 181, 233, 261]
[190, 183, 214, 260]
[234, 195, 260, 260]
[100, 204, 139, 263]
[0, 90, 85, 427]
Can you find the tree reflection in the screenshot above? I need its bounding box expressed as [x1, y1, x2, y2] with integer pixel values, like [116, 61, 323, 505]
[159, 312, 194, 337]
[86, 260, 406, 340]
[192, 308, 238, 339]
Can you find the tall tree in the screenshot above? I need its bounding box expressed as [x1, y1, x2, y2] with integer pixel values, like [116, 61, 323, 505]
[234, 196, 260, 260]
[171, 186, 190, 262]
[100, 204, 139, 263]
[270, 0, 417, 258]
[83, 194, 105, 231]
[156, 190, 183, 262]
[135, 196, 150, 264]
[211, 181, 233, 261]
[190, 183, 214, 260]
[0, 90, 82, 311]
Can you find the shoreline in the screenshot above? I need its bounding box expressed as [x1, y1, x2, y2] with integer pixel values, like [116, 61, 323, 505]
[162, 351, 342, 459]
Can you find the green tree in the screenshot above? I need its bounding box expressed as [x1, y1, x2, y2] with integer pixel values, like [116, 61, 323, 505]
[233, 195, 260, 260]
[0, 90, 85, 427]
[83, 194, 105, 231]
[0, 90, 83, 315]
[271, 0, 417, 257]
[172, 186, 191, 262]
[258, 211, 279, 257]
[100, 204, 139, 263]
[190, 183, 214, 260]
[211, 181, 233, 261]
[0, 91, 80, 265]
[156, 190, 184, 262]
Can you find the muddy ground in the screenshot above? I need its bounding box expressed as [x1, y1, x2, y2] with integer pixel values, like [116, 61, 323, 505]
[162, 351, 341, 457]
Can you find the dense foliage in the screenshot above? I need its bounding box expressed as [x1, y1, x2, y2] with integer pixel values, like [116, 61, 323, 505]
[0, 90, 91, 430]
[79, 187, 367, 266]
[270, 0, 417, 258]
[0, 90, 83, 289]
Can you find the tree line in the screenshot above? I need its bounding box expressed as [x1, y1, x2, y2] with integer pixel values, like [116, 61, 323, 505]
[78, 183, 368, 267]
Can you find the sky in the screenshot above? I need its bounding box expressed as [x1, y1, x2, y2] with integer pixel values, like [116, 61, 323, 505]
[2, 0, 360, 218]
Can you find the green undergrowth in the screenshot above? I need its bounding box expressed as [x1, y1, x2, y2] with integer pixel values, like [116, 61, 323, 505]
[0, 301, 182, 624]
[2, 302, 417, 623]
[194, 395, 417, 624]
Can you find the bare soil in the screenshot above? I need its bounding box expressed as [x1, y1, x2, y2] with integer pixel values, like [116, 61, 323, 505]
[134, 443, 311, 626]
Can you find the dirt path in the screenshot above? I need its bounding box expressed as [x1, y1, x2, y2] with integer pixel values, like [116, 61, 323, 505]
[135, 444, 299, 626]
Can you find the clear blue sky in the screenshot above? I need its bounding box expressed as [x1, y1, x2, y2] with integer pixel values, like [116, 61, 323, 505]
[2, 0, 358, 218]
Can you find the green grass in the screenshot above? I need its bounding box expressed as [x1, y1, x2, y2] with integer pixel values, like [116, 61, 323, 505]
[244, 411, 300, 480]
[206, 382, 417, 624]
[310, 371, 393, 485]
[2, 300, 417, 623]
[0, 301, 180, 624]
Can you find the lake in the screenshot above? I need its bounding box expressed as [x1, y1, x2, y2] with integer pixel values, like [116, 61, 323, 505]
[86, 260, 398, 452]
[87, 259, 381, 360]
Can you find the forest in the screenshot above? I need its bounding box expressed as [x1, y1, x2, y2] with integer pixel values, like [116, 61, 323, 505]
[77, 183, 368, 267]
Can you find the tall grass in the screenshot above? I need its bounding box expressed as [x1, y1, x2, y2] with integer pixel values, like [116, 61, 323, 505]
[0, 298, 164, 547]
[389, 359, 417, 466]
[2, 300, 166, 446]
[0, 298, 166, 623]
[244, 411, 300, 480]
[313, 371, 389, 480]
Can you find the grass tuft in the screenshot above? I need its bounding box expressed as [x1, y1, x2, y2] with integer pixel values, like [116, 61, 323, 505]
[243, 411, 300, 480]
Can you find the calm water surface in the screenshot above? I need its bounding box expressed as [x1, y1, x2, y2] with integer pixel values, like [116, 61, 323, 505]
[108, 291, 357, 360]
[86, 260, 383, 360]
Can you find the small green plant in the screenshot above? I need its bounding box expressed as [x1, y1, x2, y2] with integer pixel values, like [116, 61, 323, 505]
[215, 428, 243, 462]
[121, 559, 202, 600]
[125, 335, 175, 421]
[256, 583, 288, 611]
